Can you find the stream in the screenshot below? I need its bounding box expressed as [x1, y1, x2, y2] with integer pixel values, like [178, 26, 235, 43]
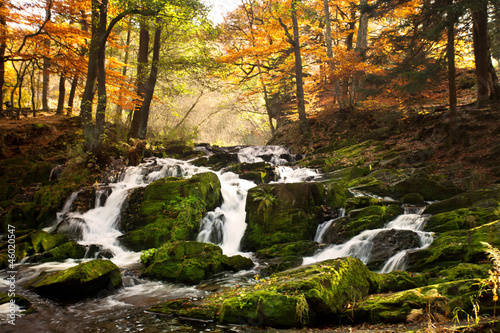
[0, 145, 434, 332]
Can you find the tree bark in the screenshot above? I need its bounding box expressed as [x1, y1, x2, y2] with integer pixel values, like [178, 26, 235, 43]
[80, 0, 101, 150]
[129, 22, 150, 139]
[67, 76, 78, 115]
[136, 25, 162, 139]
[291, 0, 311, 137]
[446, 0, 457, 144]
[472, 2, 493, 104]
[56, 73, 66, 114]
[113, 20, 132, 123]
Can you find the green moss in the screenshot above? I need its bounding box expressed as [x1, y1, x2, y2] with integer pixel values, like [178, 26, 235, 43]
[142, 241, 252, 284]
[3, 202, 40, 230]
[29, 241, 87, 263]
[29, 259, 122, 301]
[409, 221, 500, 273]
[344, 196, 380, 214]
[119, 172, 222, 251]
[0, 292, 36, 314]
[256, 240, 318, 259]
[378, 271, 429, 293]
[149, 258, 379, 328]
[426, 207, 500, 233]
[30, 231, 69, 253]
[424, 185, 500, 215]
[243, 183, 325, 251]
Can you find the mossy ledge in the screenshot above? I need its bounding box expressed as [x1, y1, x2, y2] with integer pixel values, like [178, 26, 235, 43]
[25, 259, 122, 302]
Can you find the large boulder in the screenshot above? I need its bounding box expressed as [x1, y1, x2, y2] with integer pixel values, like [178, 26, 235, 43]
[141, 241, 254, 285]
[242, 182, 325, 251]
[424, 185, 500, 215]
[118, 172, 222, 251]
[320, 204, 402, 245]
[408, 220, 500, 274]
[27, 259, 122, 302]
[149, 257, 380, 328]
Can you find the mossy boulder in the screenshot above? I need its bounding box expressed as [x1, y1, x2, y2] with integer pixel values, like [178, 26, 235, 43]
[30, 230, 69, 253]
[118, 172, 222, 251]
[255, 240, 320, 274]
[344, 196, 380, 214]
[345, 279, 491, 325]
[242, 183, 325, 251]
[378, 271, 430, 293]
[27, 259, 122, 302]
[425, 207, 500, 233]
[424, 185, 500, 215]
[149, 257, 379, 328]
[28, 241, 87, 263]
[321, 204, 402, 244]
[226, 162, 277, 184]
[391, 176, 462, 201]
[402, 192, 425, 205]
[141, 241, 254, 284]
[255, 240, 318, 259]
[0, 292, 36, 314]
[408, 220, 500, 273]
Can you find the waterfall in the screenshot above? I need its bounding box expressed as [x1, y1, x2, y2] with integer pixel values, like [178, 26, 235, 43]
[197, 146, 321, 255]
[197, 171, 256, 256]
[304, 206, 434, 272]
[53, 158, 209, 265]
[314, 208, 345, 243]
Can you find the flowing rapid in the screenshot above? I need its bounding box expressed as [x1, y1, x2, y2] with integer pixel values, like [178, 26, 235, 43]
[303, 206, 434, 272]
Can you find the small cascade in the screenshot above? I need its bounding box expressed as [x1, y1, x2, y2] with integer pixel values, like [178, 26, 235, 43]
[197, 172, 256, 255]
[314, 208, 345, 243]
[53, 158, 208, 265]
[237, 145, 296, 165]
[304, 206, 434, 272]
[274, 166, 321, 183]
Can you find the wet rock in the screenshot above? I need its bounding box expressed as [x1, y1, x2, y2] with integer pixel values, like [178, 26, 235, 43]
[424, 184, 500, 215]
[369, 229, 422, 268]
[242, 182, 325, 251]
[55, 216, 88, 240]
[141, 241, 253, 284]
[28, 241, 87, 263]
[100, 157, 126, 184]
[118, 172, 222, 251]
[27, 259, 122, 302]
[149, 257, 380, 328]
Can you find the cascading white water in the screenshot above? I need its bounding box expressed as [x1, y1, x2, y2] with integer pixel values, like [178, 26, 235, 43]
[303, 206, 434, 272]
[314, 208, 345, 243]
[197, 146, 321, 255]
[237, 145, 293, 165]
[54, 158, 210, 265]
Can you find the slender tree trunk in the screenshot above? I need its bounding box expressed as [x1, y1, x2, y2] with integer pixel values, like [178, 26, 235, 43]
[472, 2, 491, 105]
[67, 76, 78, 115]
[136, 25, 162, 139]
[30, 64, 37, 116]
[56, 73, 66, 114]
[291, 0, 311, 137]
[446, 0, 457, 144]
[95, 0, 108, 137]
[114, 20, 132, 123]
[129, 22, 150, 139]
[80, 0, 100, 150]
[42, 43, 50, 111]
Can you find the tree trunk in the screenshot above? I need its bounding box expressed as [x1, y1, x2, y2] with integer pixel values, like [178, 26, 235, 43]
[129, 22, 150, 139]
[291, 0, 311, 137]
[30, 64, 37, 116]
[95, 0, 108, 137]
[42, 43, 50, 111]
[472, 2, 492, 105]
[114, 20, 132, 123]
[67, 76, 78, 115]
[446, 0, 457, 144]
[135, 25, 162, 139]
[56, 73, 66, 115]
[80, 0, 101, 150]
